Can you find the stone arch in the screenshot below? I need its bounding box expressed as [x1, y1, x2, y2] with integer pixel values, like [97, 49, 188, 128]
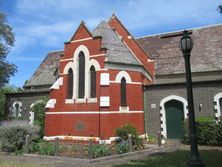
[12, 101, 22, 118]
[29, 100, 44, 125]
[115, 71, 132, 83]
[160, 95, 188, 139]
[73, 45, 90, 99]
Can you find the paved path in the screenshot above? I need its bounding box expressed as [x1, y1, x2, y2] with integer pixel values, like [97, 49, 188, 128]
[1, 141, 221, 167]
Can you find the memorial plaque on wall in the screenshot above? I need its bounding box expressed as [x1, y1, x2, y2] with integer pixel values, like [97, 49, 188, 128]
[75, 122, 86, 131]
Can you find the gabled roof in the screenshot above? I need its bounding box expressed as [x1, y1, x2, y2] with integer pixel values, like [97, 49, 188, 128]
[70, 21, 93, 41]
[136, 24, 222, 75]
[92, 21, 140, 66]
[24, 50, 63, 87]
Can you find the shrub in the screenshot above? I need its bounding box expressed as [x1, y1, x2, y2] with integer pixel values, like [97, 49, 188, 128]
[183, 117, 222, 146]
[32, 97, 48, 137]
[89, 144, 110, 158]
[0, 120, 40, 152]
[30, 141, 57, 156]
[116, 124, 143, 149]
[147, 135, 157, 144]
[116, 141, 129, 154]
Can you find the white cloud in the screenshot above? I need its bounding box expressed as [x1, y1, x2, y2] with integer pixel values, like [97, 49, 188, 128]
[9, 0, 222, 58]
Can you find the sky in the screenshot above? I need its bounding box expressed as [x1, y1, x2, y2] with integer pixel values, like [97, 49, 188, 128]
[0, 0, 221, 87]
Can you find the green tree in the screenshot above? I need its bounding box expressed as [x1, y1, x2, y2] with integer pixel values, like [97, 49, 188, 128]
[218, 4, 222, 13]
[0, 11, 17, 88]
[0, 85, 22, 118]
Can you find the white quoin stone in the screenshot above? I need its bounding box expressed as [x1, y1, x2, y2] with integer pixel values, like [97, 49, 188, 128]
[45, 99, 56, 108]
[50, 77, 63, 90]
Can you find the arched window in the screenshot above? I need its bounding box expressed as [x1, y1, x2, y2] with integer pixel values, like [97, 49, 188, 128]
[67, 68, 73, 99]
[78, 51, 85, 99]
[120, 77, 127, 107]
[90, 66, 96, 98]
[15, 104, 19, 118]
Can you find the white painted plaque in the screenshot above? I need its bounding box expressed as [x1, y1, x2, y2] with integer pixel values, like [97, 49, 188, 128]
[100, 73, 110, 85]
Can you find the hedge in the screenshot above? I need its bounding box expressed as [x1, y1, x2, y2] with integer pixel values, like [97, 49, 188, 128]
[183, 117, 222, 146]
[0, 120, 40, 152]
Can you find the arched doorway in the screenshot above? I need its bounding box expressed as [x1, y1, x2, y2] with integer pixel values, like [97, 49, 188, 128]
[165, 100, 184, 139]
[160, 95, 188, 140]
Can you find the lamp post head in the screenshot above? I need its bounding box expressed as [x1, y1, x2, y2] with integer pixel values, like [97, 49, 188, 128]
[179, 30, 194, 55]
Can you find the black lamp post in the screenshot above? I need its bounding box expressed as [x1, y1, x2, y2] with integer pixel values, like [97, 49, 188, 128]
[179, 30, 205, 167]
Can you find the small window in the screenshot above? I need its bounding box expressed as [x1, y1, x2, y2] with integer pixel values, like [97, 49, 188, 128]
[67, 68, 73, 99]
[90, 66, 96, 98]
[15, 104, 19, 118]
[120, 77, 127, 107]
[78, 51, 85, 99]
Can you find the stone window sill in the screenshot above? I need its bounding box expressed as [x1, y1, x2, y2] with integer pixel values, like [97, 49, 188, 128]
[88, 98, 97, 103]
[119, 106, 129, 112]
[65, 99, 74, 104]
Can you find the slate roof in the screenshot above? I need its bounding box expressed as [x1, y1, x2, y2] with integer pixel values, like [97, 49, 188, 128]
[24, 51, 63, 87]
[92, 21, 140, 65]
[136, 24, 222, 75]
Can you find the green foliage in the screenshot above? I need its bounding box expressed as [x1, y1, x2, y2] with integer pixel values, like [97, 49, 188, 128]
[147, 135, 157, 144]
[196, 116, 215, 123]
[0, 86, 22, 118]
[30, 141, 57, 156]
[0, 120, 40, 152]
[116, 142, 129, 154]
[183, 117, 222, 146]
[32, 97, 48, 137]
[0, 12, 17, 87]
[218, 4, 222, 13]
[116, 124, 143, 148]
[89, 144, 110, 158]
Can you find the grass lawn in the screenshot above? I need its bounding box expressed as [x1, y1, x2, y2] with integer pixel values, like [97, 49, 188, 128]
[114, 150, 222, 167]
[0, 160, 51, 167]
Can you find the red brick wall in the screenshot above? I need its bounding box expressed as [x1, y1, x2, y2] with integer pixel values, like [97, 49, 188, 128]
[45, 20, 146, 140]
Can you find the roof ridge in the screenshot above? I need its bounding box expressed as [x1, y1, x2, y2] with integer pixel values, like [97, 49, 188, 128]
[136, 23, 222, 39]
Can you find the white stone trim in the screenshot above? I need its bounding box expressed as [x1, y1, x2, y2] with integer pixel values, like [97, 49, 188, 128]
[110, 81, 142, 85]
[160, 95, 188, 139]
[75, 98, 86, 103]
[60, 54, 105, 62]
[65, 99, 74, 104]
[89, 59, 100, 71]
[45, 99, 56, 108]
[60, 58, 73, 62]
[12, 101, 22, 117]
[71, 37, 93, 43]
[29, 112, 34, 125]
[87, 98, 97, 103]
[45, 111, 144, 115]
[63, 62, 74, 74]
[50, 77, 63, 90]
[214, 92, 222, 122]
[29, 100, 44, 125]
[119, 106, 129, 112]
[115, 71, 132, 83]
[90, 54, 105, 58]
[73, 45, 90, 100]
[43, 135, 99, 141]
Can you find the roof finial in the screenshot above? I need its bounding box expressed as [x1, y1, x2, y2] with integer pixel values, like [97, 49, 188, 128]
[112, 10, 116, 18]
[81, 20, 85, 25]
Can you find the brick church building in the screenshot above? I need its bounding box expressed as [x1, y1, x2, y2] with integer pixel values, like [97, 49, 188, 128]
[5, 15, 222, 143]
[44, 15, 155, 143]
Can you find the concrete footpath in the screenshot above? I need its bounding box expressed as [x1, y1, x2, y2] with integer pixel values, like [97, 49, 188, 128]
[1, 142, 220, 167]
